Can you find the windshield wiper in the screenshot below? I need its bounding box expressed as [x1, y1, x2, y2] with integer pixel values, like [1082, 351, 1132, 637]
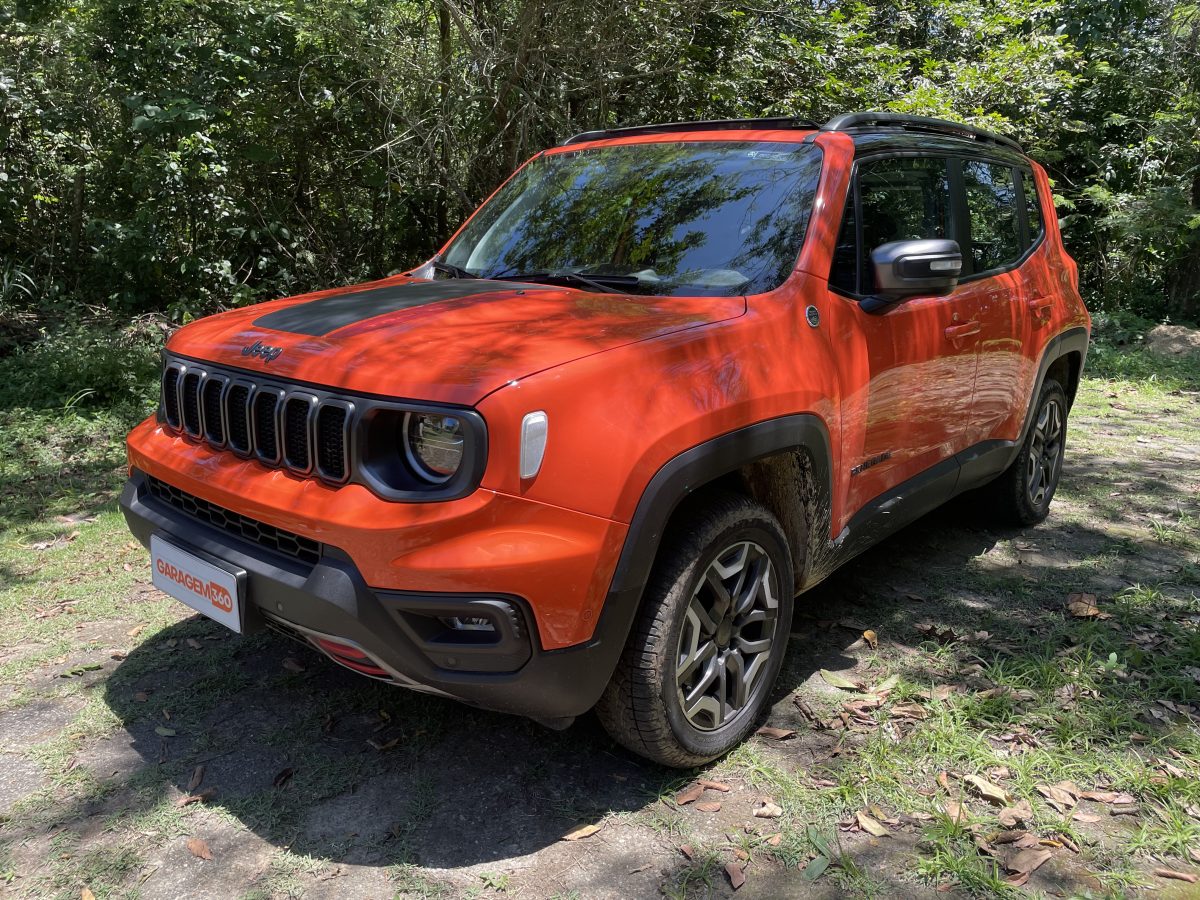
[488, 271, 637, 295]
[432, 260, 478, 279]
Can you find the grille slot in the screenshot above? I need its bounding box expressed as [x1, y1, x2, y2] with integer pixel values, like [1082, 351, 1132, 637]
[253, 391, 281, 463]
[226, 383, 252, 454]
[315, 402, 350, 482]
[146, 475, 321, 565]
[162, 367, 182, 428]
[201, 375, 227, 445]
[283, 396, 314, 472]
[181, 372, 202, 436]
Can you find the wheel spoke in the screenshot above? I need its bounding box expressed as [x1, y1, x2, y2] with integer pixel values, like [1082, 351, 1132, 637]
[678, 630, 717, 683]
[726, 650, 748, 711]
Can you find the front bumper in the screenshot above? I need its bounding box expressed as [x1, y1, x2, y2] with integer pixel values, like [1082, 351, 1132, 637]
[120, 470, 618, 720]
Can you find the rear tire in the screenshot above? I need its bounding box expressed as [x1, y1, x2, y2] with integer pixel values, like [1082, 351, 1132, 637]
[597, 492, 794, 768]
[987, 378, 1068, 526]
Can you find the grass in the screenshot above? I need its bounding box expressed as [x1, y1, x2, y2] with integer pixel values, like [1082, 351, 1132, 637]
[0, 338, 1197, 897]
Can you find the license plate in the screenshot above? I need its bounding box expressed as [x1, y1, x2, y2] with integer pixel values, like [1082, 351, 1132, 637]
[150, 535, 244, 633]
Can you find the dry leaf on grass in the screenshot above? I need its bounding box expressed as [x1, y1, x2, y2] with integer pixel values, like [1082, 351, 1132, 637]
[964, 774, 1009, 806]
[676, 783, 704, 805]
[680, 844, 695, 860]
[695, 801, 722, 813]
[765, 833, 782, 847]
[937, 771, 954, 794]
[187, 765, 206, 793]
[1005, 847, 1051, 875]
[176, 787, 217, 807]
[725, 861, 746, 890]
[856, 811, 890, 837]
[81, 889, 96, 900]
[272, 767, 294, 788]
[562, 823, 602, 841]
[820, 669, 865, 691]
[699, 779, 730, 792]
[1066, 593, 1111, 619]
[890, 703, 928, 720]
[1036, 782, 1078, 813]
[755, 726, 795, 740]
[133, 691, 149, 703]
[185, 837, 213, 861]
[944, 801, 967, 824]
[281, 657, 306, 673]
[127, 625, 146, 638]
[154, 726, 175, 737]
[1078, 790, 1136, 804]
[1153, 868, 1198, 884]
[863, 629, 879, 650]
[754, 801, 783, 819]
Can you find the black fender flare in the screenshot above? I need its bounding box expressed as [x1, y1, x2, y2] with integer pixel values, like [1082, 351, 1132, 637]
[555, 413, 833, 711]
[1014, 325, 1090, 451]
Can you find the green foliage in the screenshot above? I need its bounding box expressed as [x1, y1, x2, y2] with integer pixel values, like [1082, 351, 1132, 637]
[0, 0, 1197, 339]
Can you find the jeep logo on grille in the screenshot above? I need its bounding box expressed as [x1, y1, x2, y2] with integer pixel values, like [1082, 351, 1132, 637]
[242, 340, 283, 363]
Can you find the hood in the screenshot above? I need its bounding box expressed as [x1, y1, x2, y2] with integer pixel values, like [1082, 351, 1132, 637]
[167, 276, 745, 405]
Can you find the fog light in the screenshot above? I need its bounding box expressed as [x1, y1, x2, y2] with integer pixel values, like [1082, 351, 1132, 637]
[439, 616, 495, 632]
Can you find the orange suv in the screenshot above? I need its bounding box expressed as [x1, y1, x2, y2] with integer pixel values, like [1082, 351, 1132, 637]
[121, 113, 1090, 766]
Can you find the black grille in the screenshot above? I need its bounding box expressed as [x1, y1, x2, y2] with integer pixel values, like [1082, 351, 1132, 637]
[226, 384, 251, 453]
[201, 378, 225, 444]
[146, 475, 320, 565]
[160, 360, 358, 487]
[162, 368, 181, 427]
[253, 391, 280, 462]
[316, 404, 348, 480]
[283, 398, 311, 470]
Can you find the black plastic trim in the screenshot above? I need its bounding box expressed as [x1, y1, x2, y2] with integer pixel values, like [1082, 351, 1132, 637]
[822, 112, 1023, 153]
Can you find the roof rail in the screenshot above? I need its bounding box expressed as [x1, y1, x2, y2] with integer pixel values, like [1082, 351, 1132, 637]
[562, 117, 819, 146]
[821, 112, 1023, 154]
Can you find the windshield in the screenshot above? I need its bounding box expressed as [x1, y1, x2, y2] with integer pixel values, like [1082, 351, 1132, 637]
[440, 141, 823, 297]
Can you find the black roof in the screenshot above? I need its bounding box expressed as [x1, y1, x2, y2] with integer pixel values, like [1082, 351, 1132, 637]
[563, 112, 1023, 154]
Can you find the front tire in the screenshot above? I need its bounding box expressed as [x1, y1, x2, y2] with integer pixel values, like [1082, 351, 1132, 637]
[988, 378, 1068, 526]
[597, 492, 795, 767]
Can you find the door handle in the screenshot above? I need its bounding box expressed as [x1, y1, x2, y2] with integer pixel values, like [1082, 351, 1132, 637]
[1028, 296, 1054, 318]
[944, 321, 981, 341]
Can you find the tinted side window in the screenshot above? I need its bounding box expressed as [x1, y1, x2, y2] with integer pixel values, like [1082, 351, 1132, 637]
[829, 194, 858, 293]
[857, 157, 954, 294]
[963, 161, 1021, 273]
[1021, 169, 1043, 242]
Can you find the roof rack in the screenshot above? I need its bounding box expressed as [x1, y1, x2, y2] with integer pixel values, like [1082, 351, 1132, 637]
[821, 112, 1023, 153]
[562, 117, 819, 146]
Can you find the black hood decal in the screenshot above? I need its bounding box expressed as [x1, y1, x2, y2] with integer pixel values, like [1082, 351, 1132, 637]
[252, 279, 551, 337]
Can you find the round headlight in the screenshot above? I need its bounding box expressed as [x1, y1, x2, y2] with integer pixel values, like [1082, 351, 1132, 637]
[403, 412, 464, 483]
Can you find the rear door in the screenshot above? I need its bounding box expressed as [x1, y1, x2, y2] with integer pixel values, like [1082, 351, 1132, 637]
[827, 155, 980, 519]
[958, 159, 1043, 446]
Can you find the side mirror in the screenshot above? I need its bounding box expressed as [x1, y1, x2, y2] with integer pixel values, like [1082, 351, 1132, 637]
[867, 239, 962, 307]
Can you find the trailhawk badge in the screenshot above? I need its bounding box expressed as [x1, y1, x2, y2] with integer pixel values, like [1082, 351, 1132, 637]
[242, 339, 284, 363]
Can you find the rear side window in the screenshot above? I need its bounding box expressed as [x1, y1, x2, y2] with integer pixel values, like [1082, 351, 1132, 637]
[829, 156, 954, 294]
[1021, 169, 1043, 241]
[962, 161, 1022, 273]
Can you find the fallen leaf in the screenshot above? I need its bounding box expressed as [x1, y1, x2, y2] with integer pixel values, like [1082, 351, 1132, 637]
[82, 889, 96, 900]
[1079, 790, 1135, 804]
[890, 703, 928, 720]
[992, 830, 1031, 845]
[755, 801, 783, 819]
[820, 669, 865, 691]
[965, 774, 1009, 806]
[562, 822, 602, 841]
[187, 765, 206, 792]
[1072, 812, 1101, 824]
[133, 691, 149, 703]
[863, 630, 878, 650]
[765, 833, 782, 847]
[725, 862, 746, 890]
[272, 767, 294, 788]
[176, 787, 217, 807]
[695, 801, 722, 813]
[944, 801, 966, 824]
[154, 726, 175, 737]
[127, 625, 146, 638]
[1066, 593, 1111, 619]
[755, 726, 795, 740]
[281, 657, 306, 673]
[857, 811, 890, 837]
[937, 771, 954, 794]
[185, 638, 202, 650]
[680, 844, 695, 860]
[676, 783, 704, 805]
[1036, 782, 1078, 813]
[1006, 847, 1052, 875]
[185, 837, 213, 860]
[873, 674, 900, 694]
[699, 779, 731, 792]
[1153, 868, 1198, 884]
[803, 856, 830, 881]
[367, 737, 400, 752]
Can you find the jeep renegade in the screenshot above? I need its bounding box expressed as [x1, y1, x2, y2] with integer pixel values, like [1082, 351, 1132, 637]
[121, 113, 1090, 766]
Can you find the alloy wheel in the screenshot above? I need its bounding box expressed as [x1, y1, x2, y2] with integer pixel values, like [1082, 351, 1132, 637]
[675, 541, 779, 731]
[1026, 396, 1064, 507]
